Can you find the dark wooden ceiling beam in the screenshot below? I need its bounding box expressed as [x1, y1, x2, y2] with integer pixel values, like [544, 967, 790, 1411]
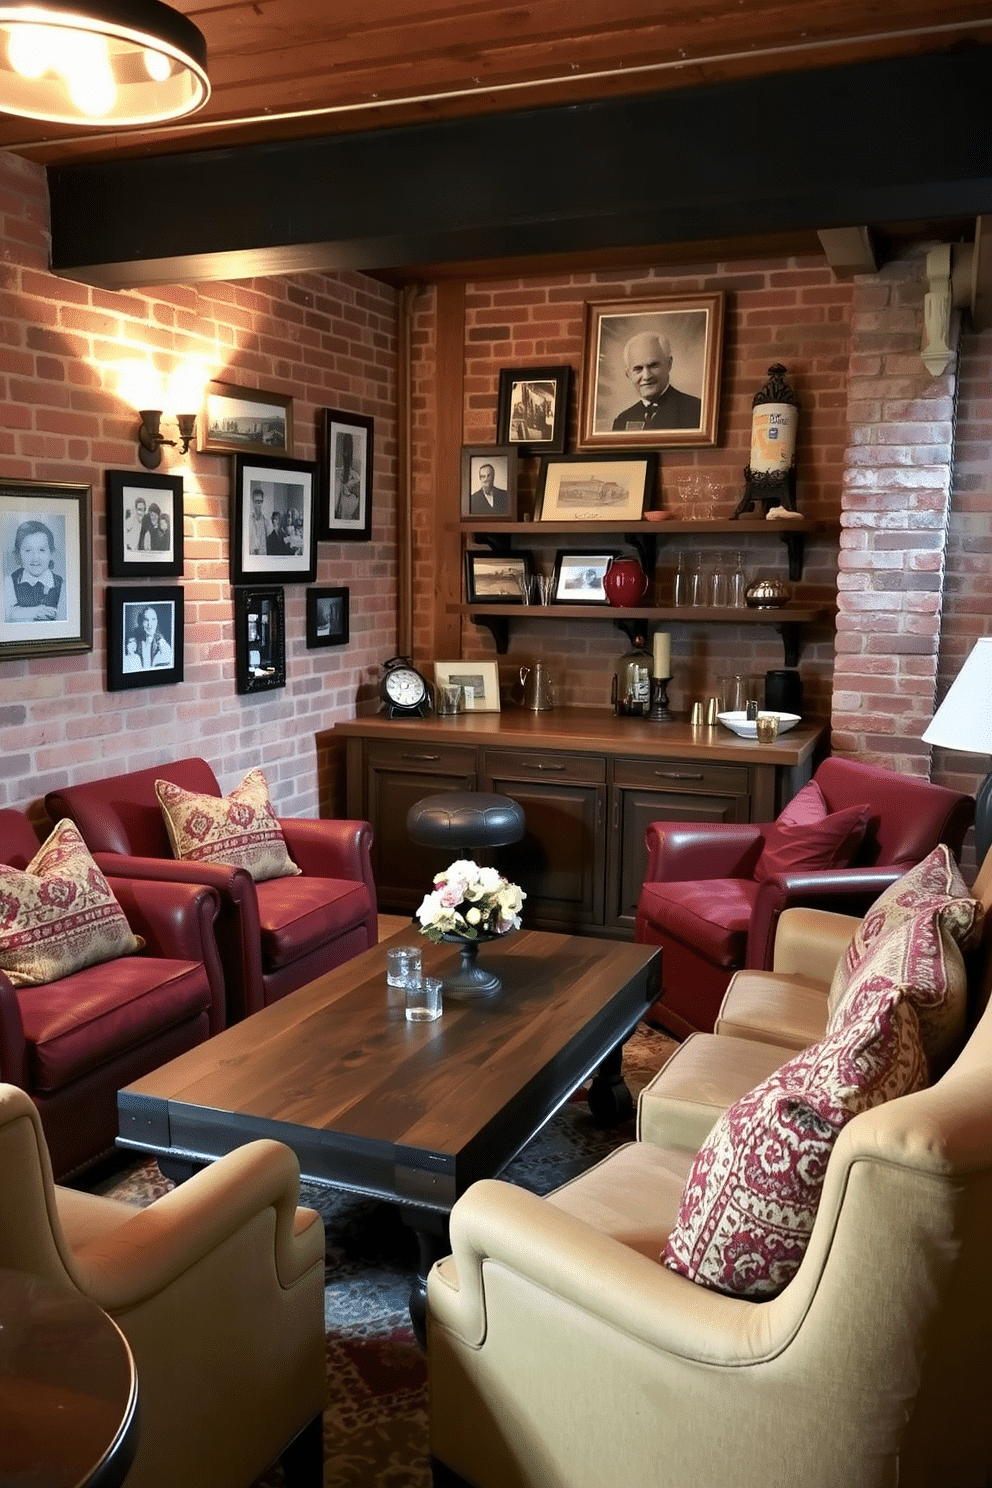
[47, 47, 992, 288]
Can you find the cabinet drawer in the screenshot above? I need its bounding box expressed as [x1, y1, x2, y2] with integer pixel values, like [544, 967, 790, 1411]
[482, 748, 607, 784]
[367, 741, 478, 773]
[612, 757, 750, 794]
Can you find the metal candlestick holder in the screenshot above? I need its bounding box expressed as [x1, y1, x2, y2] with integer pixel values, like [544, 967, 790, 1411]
[648, 675, 674, 722]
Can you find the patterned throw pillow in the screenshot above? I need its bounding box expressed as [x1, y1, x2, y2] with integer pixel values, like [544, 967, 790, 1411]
[752, 779, 871, 883]
[156, 767, 301, 883]
[663, 987, 927, 1298]
[0, 818, 142, 988]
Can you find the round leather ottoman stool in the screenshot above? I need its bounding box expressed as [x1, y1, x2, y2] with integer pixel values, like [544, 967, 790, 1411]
[406, 792, 525, 852]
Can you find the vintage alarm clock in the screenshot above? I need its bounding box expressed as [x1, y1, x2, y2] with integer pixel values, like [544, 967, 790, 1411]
[379, 655, 432, 718]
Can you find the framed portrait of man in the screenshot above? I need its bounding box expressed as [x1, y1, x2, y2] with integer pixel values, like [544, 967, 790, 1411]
[460, 446, 519, 521]
[231, 453, 318, 585]
[578, 293, 725, 450]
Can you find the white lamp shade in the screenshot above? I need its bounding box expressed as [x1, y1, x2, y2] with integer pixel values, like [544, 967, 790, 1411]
[922, 637, 992, 756]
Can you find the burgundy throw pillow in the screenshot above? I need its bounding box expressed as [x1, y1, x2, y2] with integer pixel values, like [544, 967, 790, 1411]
[753, 781, 871, 883]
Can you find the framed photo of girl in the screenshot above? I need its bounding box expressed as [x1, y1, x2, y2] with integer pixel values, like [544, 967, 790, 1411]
[105, 470, 184, 579]
[106, 585, 184, 692]
[231, 453, 318, 585]
[0, 478, 92, 661]
[320, 409, 373, 541]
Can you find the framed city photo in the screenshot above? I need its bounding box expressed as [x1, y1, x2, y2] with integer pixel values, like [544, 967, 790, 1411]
[496, 366, 572, 455]
[306, 585, 350, 647]
[434, 659, 501, 713]
[0, 478, 92, 662]
[235, 586, 286, 694]
[320, 409, 373, 541]
[551, 549, 618, 604]
[460, 446, 518, 520]
[535, 452, 656, 522]
[200, 379, 293, 458]
[578, 293, 725, 450]
[105, 470, 183, 578]
[464, 549, 534, 604]
[231, 453, 317, 585]
[107, 585, 183, 691]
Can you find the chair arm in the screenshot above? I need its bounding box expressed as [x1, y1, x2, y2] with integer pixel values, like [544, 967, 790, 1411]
[771, 907, 863, 982]
[279, 816, 374, 892]
[66, 1139, 324, 1309]
[745, 866, 905, 971]
[0, 977, 27, 1086]
[107, 876, 227, 1035]
[643, 822, 765, 883]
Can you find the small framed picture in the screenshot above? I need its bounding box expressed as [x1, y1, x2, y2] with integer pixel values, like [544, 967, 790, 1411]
[464, 548, 534, 604]
[434, 659, 501, 712]
[231, 453, 318, 585]
[320, 409, 373, 541]
[535, 452, 656, 522]
[306, 585, 350, 647]
[578, 293, 725, 450]
[496, 366, 572, 455]
[107, 585, 184, 691]
[199, 379, 293, 458]
[0, 478, 92, 662]
[105, 470, 183, 578]
[460, 446, 519, 521]
[551, 550, 618, 604]
[234, 586, 286, 694]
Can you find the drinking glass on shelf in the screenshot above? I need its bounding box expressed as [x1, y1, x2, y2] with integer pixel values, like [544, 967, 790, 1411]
[709, 552, 729, 607]
[537, 574, 555, 605]
[672, 552, 689, 607]
[689, 551, 707, 607]
[517, 573, 536, 604]
[728, 551, 748, 608]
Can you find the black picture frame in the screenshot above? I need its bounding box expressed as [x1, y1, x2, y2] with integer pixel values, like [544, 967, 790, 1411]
[497, 365, 572, 455]
[464, 548, 535, 604]
[0, 478, 92, 661]
[551, 549, 618, 604]
[106, 585, 184, 691]
[319, 409, 374, 541]
[231, 452, 318, 585]
[105, 470, 184, 578]
[235, 586, 286, 694]
[460, 446, 519, 520]
[200, 379, 293, 458]
[306, 585, 350, 647]
[535, 451, 657, 522]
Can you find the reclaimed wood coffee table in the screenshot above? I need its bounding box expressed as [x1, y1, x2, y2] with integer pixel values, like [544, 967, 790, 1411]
[117, 928, 659, 1337]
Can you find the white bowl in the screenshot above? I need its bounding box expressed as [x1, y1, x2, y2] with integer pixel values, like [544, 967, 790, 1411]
[717, 710, 801, 739]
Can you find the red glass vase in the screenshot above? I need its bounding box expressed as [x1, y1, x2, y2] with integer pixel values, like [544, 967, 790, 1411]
[603, 558, 648, 608]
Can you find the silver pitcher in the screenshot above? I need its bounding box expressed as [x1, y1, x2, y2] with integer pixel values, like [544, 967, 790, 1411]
[519, 662, 554, 711]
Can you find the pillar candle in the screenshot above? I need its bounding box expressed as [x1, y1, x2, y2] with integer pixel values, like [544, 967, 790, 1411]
[653, 631, 670, 677]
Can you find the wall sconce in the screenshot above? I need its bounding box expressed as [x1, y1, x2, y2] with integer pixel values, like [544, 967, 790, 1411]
[138, 409, 197, 469]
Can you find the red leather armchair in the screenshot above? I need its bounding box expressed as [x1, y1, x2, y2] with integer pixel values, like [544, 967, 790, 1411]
[634, 756, 974, 1039]
[46, 757, 378, 1026]
[0, 808, 224, 1179]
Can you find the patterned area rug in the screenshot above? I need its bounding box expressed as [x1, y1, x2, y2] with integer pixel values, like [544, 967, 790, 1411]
[95, 1024, 675, 1487]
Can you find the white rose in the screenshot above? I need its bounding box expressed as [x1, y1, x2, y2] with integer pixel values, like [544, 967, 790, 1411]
[465, 906, 481, 925]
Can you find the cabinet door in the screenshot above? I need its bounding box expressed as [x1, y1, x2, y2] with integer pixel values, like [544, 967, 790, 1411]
[482, 750, 607, 931]
[365, 742, 478, 912]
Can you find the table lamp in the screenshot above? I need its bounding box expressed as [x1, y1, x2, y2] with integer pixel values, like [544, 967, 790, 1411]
[921, 637, 992, 864]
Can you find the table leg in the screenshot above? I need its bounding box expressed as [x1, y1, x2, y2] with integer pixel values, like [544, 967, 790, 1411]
[157, 1156, 201, 1185]
[399, 1206, 451, 1349]
[586, 1039, 634, 1125]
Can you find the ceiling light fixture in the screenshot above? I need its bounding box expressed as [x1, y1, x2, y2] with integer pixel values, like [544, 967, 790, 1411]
[0, 0, 209, 126]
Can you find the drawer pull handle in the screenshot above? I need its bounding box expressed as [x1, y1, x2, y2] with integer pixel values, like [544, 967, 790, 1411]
[654, 770, 705, 781]
[528, 762, 565, 771]
[401, 753, 441, 761]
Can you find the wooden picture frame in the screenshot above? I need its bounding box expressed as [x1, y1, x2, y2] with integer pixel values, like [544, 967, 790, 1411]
[319, 409, 374, 541]
[200, 379, 293, 458]
[106, 585, 184, 691]
[535, 452, 656, 522]
[551, 549, 618, 604]
[234, 586, 286, 694]
[0, 478, 92, 661]
[105, 470, 183, 579]
[460, 446, 519, 520]
[306, 585, 350, 647]
[231, 453, 318, 585]
[496, 365, 572, 455]
[434, 658, 501, 712]
[578, 293, 725, 450]
[464, 548, 534, 604]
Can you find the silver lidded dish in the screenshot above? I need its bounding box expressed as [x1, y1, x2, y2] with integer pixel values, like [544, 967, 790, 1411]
[744, 577, 792, 608]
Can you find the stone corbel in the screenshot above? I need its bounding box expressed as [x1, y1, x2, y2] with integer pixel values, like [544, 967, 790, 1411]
[922, 243, 974, 375]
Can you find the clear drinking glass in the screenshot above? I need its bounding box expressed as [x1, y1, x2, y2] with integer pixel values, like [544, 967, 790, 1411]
[405, 976, 443, 1022]
[709, 552, 728, 607]
[387, 945, 422, 988]
[728, 551, 748, 608]
[689, 551, 707, 606]
[672, 552, 689, 607]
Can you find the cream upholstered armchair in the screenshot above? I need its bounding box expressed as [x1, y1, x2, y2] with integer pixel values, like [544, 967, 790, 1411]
[0, 1082, 326, 1488]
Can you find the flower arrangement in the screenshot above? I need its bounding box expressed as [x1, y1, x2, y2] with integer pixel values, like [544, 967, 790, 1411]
[415, 858, 525, 943]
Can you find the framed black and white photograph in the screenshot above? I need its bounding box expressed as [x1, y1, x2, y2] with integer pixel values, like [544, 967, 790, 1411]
[464, 549, 535, 605]
[0, 478, 92, 662]
[496, 365, 572, 455]
[235, 586, 286, 694]
[460, 446, 519, 521]
[200, 379, 293, 458]
[551, 550, 618, 604]
[578, 294, 725, 450]
[105, 470, 183, 578]
[434, 659, 501, 713]
[306, 585, 350, 648]
[535, 452, 657, 522]
[231, 453, 318, 585]
[320, 409, 373, 541]
[106, 585, 183, 691]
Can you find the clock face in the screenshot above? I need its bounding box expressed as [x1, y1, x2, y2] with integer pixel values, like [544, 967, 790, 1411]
[384, 666, 427, 707]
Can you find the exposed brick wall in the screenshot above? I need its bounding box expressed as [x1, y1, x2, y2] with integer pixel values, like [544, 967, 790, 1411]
[0, 151, 398, 823]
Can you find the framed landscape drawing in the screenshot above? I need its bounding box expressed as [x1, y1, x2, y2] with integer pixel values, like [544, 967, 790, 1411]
[464, 549, 534, 604]
[535, 452, 657, 522]
[320, 409, 373, 541]
[0, 478, 92, 661]
[496, 365, 571, 455]
[231, 453, 318, 585]
[106, 585, 184, 691]
[106, 469, 183, 578]
[200, 379, 293, 458]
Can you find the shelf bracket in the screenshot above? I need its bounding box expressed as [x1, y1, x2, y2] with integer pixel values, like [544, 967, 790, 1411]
[779, 531, 807, 581]
[612, 618, 648, 649]
[472, 531, 513, 556]
[470, 614, 510, 654]
[778, 622, 802, 667]
[623, 530, 657, 572]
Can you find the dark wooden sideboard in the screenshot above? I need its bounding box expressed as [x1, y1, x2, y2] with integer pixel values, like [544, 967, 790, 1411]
[332, 708, 826, 939]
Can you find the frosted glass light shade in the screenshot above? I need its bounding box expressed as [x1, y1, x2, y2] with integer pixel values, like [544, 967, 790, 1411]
[922, 638, 992, 755]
